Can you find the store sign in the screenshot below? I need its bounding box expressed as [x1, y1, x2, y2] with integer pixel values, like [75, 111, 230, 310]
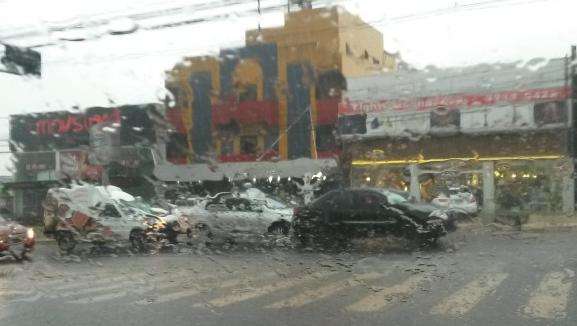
[35, 110, 120, 136]
[10, 104, 160, 151]
[339, 87, 570, 116]
[339, 86, 571, 137]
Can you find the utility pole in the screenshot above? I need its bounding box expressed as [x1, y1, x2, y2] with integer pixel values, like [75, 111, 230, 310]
[566, 45, 577, 215]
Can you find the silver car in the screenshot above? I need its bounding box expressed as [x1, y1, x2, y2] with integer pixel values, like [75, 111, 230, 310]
[183, 191, 293, 244]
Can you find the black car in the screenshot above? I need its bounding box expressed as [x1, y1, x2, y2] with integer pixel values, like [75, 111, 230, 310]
[292, 188, 455, 246]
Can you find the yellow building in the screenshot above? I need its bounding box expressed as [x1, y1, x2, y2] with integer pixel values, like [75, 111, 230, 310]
[164, 6, 393, 177]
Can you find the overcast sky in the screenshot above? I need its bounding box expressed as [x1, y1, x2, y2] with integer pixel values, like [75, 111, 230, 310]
[0, 0, 575, 175]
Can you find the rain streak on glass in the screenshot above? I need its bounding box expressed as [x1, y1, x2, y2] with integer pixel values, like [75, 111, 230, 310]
[0, 0, 577, 325]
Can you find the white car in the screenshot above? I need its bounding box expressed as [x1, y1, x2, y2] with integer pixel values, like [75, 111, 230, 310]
[43, 184, 170, 253]
[431, 188, 479, 216]
[180, 190, 293, 244]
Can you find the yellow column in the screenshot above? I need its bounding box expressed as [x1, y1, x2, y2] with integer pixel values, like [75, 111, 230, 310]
[278, 65, 288, 160]
[178, 70, 194, 164]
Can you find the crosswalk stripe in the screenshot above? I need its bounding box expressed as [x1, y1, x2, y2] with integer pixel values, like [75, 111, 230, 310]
[522, 271, 573, 319]
[431, 272, 508, 317]
[345, 273, 428, 312]
[135, 279, 270, 305]
[133, 272, 278, 305]
[50, 273, 147, 291]
[136, 288, 200, 305]
[266, 273, 383, 309]
[208, 272, 337, 308]
[70, 291, 130, 304]
[51, 270, 231, 300]
[51, 281, 141, 299]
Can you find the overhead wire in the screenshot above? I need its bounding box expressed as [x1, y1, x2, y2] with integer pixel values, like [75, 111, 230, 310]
[38, 0, 557, 67]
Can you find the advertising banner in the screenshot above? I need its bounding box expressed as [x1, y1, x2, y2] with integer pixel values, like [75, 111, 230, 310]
[339, 86, 570, 137]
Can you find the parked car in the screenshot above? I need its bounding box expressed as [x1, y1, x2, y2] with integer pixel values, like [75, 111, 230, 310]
[431, 186, 479, 217]
[0, 215, 35, 260]
[182, 189, 293, 244]
[292, 188, 454, 247]
[43, 184, 177, 253]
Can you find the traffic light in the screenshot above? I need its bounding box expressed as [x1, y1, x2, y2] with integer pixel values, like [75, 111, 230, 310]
[0, 43, 41, 76]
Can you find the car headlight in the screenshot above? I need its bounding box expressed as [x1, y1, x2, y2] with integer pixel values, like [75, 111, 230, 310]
[26, 228, 35, 239]
[429, 210, 448, 221]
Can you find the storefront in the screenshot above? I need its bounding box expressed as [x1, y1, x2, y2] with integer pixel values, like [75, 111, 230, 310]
[7, 104, 166, 221]
[344, 130, 574, 218]
[339, 59, 575, 219]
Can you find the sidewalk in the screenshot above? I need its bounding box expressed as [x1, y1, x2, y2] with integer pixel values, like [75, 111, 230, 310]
[458, 214, 577, 233]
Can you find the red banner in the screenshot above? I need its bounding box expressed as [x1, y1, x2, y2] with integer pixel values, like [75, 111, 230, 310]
[339, 86, 570, 116]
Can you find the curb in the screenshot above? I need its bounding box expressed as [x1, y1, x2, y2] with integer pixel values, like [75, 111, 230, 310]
[458, 223, 577, 233]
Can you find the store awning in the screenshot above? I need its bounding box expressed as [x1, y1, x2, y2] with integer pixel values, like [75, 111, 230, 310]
[153, 158, 338, 182]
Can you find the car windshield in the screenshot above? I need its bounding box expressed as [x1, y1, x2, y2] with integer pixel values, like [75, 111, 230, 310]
[3, 1, 576, 325]
[117, 198, 155, 216]
[264, 197, 289, 209]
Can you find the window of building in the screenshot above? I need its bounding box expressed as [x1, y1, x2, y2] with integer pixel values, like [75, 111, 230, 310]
[220, 138, 234, 155]
[240, 135, 258, 155]
[345, 43, 352, 56]
[316, 70, 346, 100]
[372, 57, 380, 64]
[363, 50, 369, 59]
[238, 84, 258, 102]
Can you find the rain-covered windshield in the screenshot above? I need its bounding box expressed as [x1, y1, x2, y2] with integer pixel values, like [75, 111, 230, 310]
[3, 1, 577, 325]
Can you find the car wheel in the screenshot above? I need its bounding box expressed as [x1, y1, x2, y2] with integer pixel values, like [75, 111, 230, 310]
[57, 231, 76, 255]
[296, 232, 315, 247]
[268, 221, 290, 236]
[129, 229, 146, 253]
[191, 224, 212, 247]
[166, 222, 179, 244]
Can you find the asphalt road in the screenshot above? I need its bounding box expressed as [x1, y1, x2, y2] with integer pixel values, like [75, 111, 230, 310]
[1, 229, 577, 326]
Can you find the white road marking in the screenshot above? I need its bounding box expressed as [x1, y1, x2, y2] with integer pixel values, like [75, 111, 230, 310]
[134, 271, 280, 305]
[345, 273, 428, 312]
[522, 271, 573, 320]
[135, 288, 200, 305]
[431, 272, 508, 317]
[208, 272, 336, 308]
[51, 273, 146, 291]
[70, 291, 131, 304]
[266, 273, 383, 309]
[52, 270, 227, 300]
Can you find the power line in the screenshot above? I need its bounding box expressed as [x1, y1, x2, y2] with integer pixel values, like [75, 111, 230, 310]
[38, 0, 557, 66]
[0, 0, 268, 40]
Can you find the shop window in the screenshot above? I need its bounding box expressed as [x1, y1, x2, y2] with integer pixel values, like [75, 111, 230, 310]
[240, 135, 258, 155]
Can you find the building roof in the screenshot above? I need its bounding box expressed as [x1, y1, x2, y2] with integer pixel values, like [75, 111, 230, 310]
[345, 58, 567, 102]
